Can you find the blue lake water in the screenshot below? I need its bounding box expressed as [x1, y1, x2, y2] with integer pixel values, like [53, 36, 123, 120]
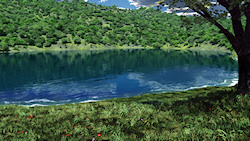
[0, 49, 238, 107]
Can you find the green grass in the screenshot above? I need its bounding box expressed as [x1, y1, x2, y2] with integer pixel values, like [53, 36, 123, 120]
[0, 85, 249, 141]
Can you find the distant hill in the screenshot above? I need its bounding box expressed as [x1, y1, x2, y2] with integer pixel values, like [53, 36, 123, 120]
[0, 0, 234, 51]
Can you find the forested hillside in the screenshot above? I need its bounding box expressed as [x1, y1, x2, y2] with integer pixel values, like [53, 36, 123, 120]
[0, 0, 235, 51]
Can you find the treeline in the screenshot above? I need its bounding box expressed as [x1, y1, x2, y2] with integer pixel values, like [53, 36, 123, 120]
[0, 0, 235, 51]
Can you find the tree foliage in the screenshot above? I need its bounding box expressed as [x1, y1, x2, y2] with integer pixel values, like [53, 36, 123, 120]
[152, 0, 250, 95]
[0, 0, 235, 50]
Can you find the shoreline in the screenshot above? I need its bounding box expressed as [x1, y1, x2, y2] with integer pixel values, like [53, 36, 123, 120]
[2, 76, 239, 108]
[4, 43, 238, 60]
[6, 43, 153, 53]
[2, 84, 239, 108]
[5, 42, 232, 53]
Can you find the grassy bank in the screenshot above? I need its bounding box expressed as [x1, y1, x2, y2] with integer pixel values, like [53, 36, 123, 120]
[0, 85, 249, 140]
[6, 43, 153, 53]
[5, 42, 238, 60]
[5, 44, 238, 63]
[6, 42, 231, 53]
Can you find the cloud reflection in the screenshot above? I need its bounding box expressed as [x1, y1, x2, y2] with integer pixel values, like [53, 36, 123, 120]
[1, 79, 117, 104]
[127, 68, 238, 93]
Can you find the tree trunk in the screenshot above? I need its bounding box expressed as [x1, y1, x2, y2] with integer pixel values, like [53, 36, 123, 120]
[236, 41, 250, 95]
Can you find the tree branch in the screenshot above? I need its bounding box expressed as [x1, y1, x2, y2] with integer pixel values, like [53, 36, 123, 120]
[218, 0, 244, 38]
[229, 5, 244, 39]
[190, 3, 235, 45]
[217, 0, 230, 9]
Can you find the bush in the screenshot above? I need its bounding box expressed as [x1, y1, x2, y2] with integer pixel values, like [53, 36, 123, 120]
[61, 37, 70, 44]
[2, 46, 9, 51]
[8, 41, 15, 47]
[74, 36, 81, 44]
[152, 42, 163, 49]
[14, 46, 19, 51]
[188, 43, 194, 48]
[0, 42, 9, 51]
[6, 33, 13, 38]
[35, 43, 43, 48]
[53, 30, 64, 39]
[19, 31, 28, 38]
[89, 36, 99, 44]
[47, 38, 57, 44]
[31, 30, 41, 39]
[101, 36, 111, 45]
[35, 37, 45, 45]
[46, 32, 53, 38]
[43, 42, 51, 47]
[32, 33, 40, 39]
[16, 39, 27, 45]
[24, 38, 35, 46]
[141, 42, 146, 47]
[0, 29, 7, 36]
[41, 27, 50, 35]
[62, 33, 67, 38]
[77, 30, 85, 37]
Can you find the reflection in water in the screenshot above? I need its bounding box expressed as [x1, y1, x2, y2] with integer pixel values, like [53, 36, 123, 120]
[0, 49, 238, 107]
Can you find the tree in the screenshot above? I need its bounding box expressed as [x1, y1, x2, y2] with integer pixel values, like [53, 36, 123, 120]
[47, 37, 57, 44]
[152, 42, 164, 49]
[61, 37, 70, 44]
[73, 36, 81, 44]
[24, 38, 35, 46]
[53, 30, 64, 39]
[43, 41, 51, 47]
[153, 0, 250, 95]
[46, 32, 53, 38]
[16, 39, 27, 45]
[0, 41, 9, 51]
[101, 36, 111, 45]
[76, 30, 85, 38]
[35, 37, 46, 46]
[35, 43, 43, 48]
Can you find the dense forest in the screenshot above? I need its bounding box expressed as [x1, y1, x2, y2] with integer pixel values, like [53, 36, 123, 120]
[0, 0, 239, 51]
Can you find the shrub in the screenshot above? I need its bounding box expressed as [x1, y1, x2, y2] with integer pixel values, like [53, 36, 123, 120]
[14, 46, 19, 51]
[53, 30, 64, 39]
[152, 42, 163, 49]
[6, 33, 13, 38]
[19, 31, 28, 38]
[16, 39, 27, 45]
[74, 36, 81, 44]
[77, 30, 84, 37]
[31, 30, 41, 39]
[35, 43, 43, 48]
[61, 37, 70, 44]
[141, 42, 146, 47]
[46, 32, 53, 38]
[0, 42, 9, 51]
[43, 42, 51, 47]
[8, 41, 15, 47]
[24, 38, 35, 46]
[89, 36, 99, 44]
[47, 38, 57, 44]
[35, 37, 45, 45]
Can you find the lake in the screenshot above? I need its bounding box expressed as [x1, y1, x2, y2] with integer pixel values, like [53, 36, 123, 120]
[0, 49, 238, 107]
